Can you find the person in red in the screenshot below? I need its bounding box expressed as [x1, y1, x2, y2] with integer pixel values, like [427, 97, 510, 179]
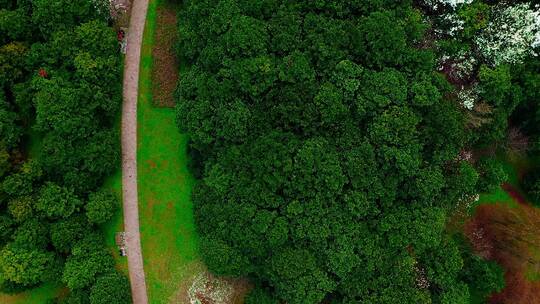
[117, 30, 125, 42]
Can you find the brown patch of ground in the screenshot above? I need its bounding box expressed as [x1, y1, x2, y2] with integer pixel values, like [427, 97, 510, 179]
[168, 266, 251, 304]
[228, 278, 252, 304]
[465, 203, 540, 303]
[147, 160, 157, 169]
[168, 262, 206, 304]
[145, 197, 159, 215]
[151, 4, 178, 107]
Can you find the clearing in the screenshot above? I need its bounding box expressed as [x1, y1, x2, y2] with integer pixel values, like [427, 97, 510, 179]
[137, 0, 201, 302]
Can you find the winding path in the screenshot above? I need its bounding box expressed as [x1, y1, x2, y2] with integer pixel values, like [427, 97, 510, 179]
[121, 0, 149, 303]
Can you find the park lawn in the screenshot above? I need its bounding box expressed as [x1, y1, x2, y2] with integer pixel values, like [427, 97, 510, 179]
[0, 283, 66, 304]
[138, 0, 201, 303]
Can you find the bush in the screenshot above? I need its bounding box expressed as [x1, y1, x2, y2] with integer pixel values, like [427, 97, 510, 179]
[245, 286, 279, 304]
[85, 190, 118, 225]
[476, 158, 508, 193]
[89, 272, 131, 304]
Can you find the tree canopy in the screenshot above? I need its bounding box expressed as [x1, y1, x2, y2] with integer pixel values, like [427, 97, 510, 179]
[0, 0, 128, 301]
[176, 0, 512, 302]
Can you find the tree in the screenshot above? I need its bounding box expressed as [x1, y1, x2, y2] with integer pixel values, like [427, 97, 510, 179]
[7, 196, 33, 222]
[199, 236, 251, 277]
[0, 244, 55, 286]
[89, 272, 131, 304]
[59, 289, 90, 304]
[36, 182, 82, 219]
[0, 94, 22, 149]
[245, 286, 279, 304]
[177, 0, 478, 302]
[476, 157, 508, 193]
[523, 170, 540, 205]
[461, 252, 505, 298]
[475, 3, 540, 66]
[62, 234, 115, 290]
[11, 218, 49, 250]
[0, 42, 27, 87]
[352, 10, 408, 68]
[266, 248, 335, 304]
[0, 8, 32, 43]
[31, 0, 108, 38]
[50, 214, 89, 253]
[85, 190, 118, 225]
[0, 0, 122, 300]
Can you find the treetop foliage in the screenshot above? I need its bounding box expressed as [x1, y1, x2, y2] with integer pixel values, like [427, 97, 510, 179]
[176, 0, 511, 303]
[0, 0, 129, 302]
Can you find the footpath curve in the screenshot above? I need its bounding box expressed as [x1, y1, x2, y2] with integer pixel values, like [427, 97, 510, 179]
[121, 0, 149, 303]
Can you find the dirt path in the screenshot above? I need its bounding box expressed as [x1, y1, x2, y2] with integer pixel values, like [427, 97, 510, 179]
[122, 0, 149, 303]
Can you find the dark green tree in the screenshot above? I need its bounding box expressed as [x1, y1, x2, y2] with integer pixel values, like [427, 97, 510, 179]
[85, 190, 118, 225]
[89, 272, 131, 304]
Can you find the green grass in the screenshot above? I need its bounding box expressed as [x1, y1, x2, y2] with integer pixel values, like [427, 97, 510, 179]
[138, 0, 201, 302]
[0, 283, 64, 304]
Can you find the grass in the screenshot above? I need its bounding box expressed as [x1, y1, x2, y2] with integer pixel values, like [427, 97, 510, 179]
[138, 0, 201, 302]
[0, 283, 63, 304]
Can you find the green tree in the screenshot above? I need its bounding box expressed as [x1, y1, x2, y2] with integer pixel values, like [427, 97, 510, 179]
[461, 253, 505, 298]
[0, 244, 55, 286]
[476, 157, 508, 193]
[523, 170, 540, 205]
[266, 248, 335, 304]
[0, 42, 27, 87]
[0, 8, 31, 42]
[85, 190, 118, 225]
[245, 286, 279, 304]
[199, 236, 251, 277]
[50, 214, 89, 253]
[36, 182, 82, 219]
[0, 94, 22, 149]
[89, 272, 131, 304]
[62, 234, 115, 290]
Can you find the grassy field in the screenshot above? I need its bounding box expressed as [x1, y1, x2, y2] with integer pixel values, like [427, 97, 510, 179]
[138, 0, 201, 302]
[0, 283, 64, 304]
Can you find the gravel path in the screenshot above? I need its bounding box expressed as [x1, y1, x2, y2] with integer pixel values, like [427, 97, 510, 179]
[122, 0, 149, 303]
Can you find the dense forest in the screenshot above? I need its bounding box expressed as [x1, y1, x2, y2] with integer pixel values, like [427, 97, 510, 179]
[176, 0, 540, 303]
[0, 0, 130, 303]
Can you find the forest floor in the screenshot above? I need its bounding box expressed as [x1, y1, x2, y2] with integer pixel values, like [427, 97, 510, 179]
[468, 153, 540, 303]
[137, 0, 203, 302]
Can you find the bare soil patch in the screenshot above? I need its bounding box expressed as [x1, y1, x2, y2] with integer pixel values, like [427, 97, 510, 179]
[151, 5, 178, 107]
[170, 268, 251, 304]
